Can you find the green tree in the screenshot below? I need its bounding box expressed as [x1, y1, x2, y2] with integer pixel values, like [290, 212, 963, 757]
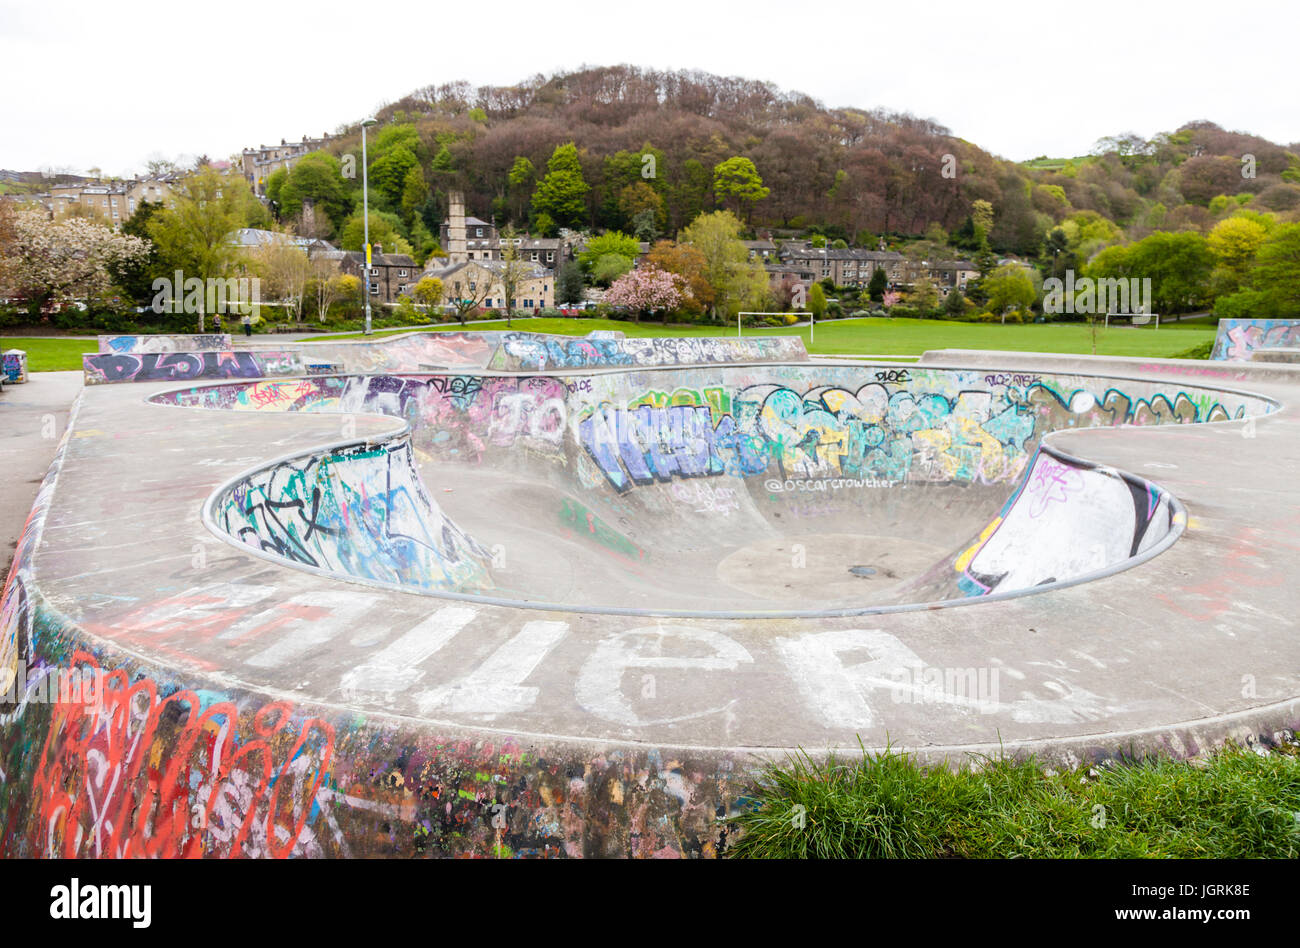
[264, 167, 289, 213]
[600, 144, 667, 228]
[532, 211, 556, 237]
[679, 210, 769, 320]
[369, 144, 418, 210]
[943, 288, 967, 318]
[146, 167, 256, 331]
[590, 253, 633, 286]
[908, 276, 940, 314]
[507, 156, 535, 224]
[413, 276, 443, 309]
[970, 199, 995, 243]
[278, 152, 351, 235]
[867, 266, 889, 302]
[983, 263, 1037, 315]
[631, 208, 660, 242]
[370, 124, 426, 164]
[1246, 223, 1300, 316]
[556, 260, 585, 305]
[712, 157, 769, 222]
[400, 165, 429, 226]
[111, 199, 165, 305]
[1097, 231, 1214, 314]
[808, 282, 826, 318]
[532, 143, 590, 229]
[430, 144, 456, 184]
[338, 210, 415, 257]
[577, 231, 640, 274]
[1207, 215, 1268, 294]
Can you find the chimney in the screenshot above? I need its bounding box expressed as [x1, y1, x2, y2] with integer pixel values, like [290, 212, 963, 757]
[374, 243, 383, 256]
[447, 190, 468, 264]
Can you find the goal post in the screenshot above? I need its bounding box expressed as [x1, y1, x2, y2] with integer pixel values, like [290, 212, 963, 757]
[1104, 310, 1159, 329]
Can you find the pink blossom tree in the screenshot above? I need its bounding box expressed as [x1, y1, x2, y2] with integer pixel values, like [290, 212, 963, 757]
[603, 265, 686, 323]
[882, 290, 901, 309]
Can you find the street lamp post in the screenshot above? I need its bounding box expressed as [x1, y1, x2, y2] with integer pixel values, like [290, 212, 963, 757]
[361, 118, 377, 335]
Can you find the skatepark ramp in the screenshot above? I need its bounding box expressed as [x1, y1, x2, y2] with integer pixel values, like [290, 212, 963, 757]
[5, 330, 1297, 860]
[152, 364, 1274, 616]
[81, 330, 809, 384]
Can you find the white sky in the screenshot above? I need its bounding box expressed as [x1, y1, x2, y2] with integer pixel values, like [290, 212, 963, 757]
[2, 0, 1296, 177]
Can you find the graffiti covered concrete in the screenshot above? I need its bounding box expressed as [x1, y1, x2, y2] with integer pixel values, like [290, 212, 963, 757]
[84, 350, 304, 384]
[488, 333, 808, 372]
[1, 349, 27, 384]
[1210, 319, 1300, 361]
[3, 353, 1297, 860]
[98, 333, 233, 354]
[155, 364, 1269, 612]
[213, 438, 491, 592]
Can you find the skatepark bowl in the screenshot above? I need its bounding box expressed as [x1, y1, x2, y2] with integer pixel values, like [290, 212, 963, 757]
[2, 329, 1299, 858]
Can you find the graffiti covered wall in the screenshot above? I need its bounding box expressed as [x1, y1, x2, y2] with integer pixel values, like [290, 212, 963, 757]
[1210, 319, 1300, 361]
[907, 447, 1179, 600]
[487, 333, 808, 372]
[212, 437, 491, 592]
[98, 333, 233, 354]
[0, 392, 752, 859]
[0, 405, 747, 858]
[84, 350, 304, 384]
[159, 365, 1268, 606]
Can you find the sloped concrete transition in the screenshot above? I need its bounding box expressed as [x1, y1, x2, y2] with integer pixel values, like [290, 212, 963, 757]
[2, 330, 1298, 858]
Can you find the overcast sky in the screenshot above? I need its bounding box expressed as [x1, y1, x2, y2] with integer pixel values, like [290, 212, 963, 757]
[2, 0, 1296, 176]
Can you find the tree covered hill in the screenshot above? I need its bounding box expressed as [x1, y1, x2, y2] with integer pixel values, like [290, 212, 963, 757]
[287, 65, 1298, 261]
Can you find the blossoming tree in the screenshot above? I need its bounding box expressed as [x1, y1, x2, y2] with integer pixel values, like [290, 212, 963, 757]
[603, 265, 687, 323]
[3, 207, 149, 313]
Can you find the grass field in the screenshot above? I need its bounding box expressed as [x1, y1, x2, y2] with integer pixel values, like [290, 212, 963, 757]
[2, 317, 1217, 373]
[0, 337, 95, 372]
[725, 741, 1300, 858]
[328, 316, 1217, 359]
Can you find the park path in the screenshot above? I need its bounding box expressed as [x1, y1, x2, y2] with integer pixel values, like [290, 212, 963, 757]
[0, 371, 83, 579]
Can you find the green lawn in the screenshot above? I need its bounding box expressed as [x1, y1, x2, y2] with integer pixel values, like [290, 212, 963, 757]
[726, 741, 1300, 858]
[330, 317, 1217, 359]
[3, 317, 1217, 373]
[0, 337, 94, 372]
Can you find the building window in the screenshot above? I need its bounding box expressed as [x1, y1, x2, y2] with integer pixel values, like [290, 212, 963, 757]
[475, 227, 483, 237]
[546, 252, 554, 262]
[397, 269, 407, 277]
[369, 283, 379, 295]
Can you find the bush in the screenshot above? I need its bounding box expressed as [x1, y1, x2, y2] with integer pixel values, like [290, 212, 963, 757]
[1213, 289, 1265, 321]
[1172, 340, 1213, 360]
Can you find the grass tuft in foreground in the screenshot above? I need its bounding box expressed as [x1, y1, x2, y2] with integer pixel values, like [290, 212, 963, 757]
[724, 740, 1300, 858]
